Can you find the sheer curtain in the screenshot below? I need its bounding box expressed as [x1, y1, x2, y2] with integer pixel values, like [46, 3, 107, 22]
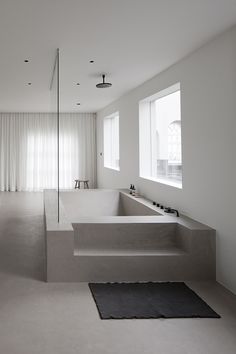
[0, 113, 96, 191]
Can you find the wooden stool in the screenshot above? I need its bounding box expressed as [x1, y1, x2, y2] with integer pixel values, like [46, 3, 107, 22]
[74, 179, 89, 189]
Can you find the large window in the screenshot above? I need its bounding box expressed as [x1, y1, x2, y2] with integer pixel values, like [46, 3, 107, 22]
[139, 83, 182, 188]
[103, 112, 120, 171]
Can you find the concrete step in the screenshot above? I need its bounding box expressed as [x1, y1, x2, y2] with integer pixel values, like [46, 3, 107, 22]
[74, 247, 186, 257]
[74, 222, 178, 251]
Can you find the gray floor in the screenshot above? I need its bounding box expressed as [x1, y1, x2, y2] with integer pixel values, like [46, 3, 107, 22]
[0, 192, 236, 354]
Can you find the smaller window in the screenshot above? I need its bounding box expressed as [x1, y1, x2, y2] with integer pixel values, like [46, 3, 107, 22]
[103, 112, 120, 171]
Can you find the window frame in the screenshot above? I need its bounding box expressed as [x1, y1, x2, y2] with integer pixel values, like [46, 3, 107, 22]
[103, 111, 120, 171]
[139, 83, 182, 189]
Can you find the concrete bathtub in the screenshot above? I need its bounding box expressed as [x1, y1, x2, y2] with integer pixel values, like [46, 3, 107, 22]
[44, 189, 216, 282]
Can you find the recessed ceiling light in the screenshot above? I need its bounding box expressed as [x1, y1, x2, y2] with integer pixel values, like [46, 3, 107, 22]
[24, 59, 29, 63]
[28, 82, 32, 85]
[76, 83, 80, 85]
[89, 60, 94, 63]
[76, 103, 81, 105]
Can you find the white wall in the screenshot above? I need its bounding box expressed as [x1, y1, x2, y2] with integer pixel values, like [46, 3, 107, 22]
[96, 26, 236, 294]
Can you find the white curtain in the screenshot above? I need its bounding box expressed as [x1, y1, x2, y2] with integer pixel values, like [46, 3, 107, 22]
[0, 113, 96, 191]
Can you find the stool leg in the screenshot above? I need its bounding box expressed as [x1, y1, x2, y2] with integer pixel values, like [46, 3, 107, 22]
[85, 182, 89, 189]
[78, 181, 81, 189]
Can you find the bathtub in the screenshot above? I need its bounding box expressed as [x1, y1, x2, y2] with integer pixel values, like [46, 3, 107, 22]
[60, 190, 179, 256]
[44, 189, 216, 282]
[60, 189, 161, 218]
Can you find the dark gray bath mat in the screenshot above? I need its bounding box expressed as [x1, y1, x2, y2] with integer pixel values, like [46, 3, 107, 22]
[89, 282, 220, 319]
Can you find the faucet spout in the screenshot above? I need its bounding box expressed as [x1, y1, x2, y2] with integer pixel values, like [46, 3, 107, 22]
[164, 207, 179, 217]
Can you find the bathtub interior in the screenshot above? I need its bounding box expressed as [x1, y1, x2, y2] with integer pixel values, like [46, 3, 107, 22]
[60, 189, 161, 220]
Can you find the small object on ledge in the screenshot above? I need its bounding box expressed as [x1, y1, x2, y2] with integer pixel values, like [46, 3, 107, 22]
[156, 203, 160, 207]
[132, 185, 136, 196]
[152, 201, 156, 205]
[160, 205, 164, 209]
[74, 179, 89, 189]
[129, 184, 133, 194]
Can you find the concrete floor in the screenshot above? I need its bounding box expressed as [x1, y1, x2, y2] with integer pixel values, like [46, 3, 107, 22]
[0, 192, 236, 354]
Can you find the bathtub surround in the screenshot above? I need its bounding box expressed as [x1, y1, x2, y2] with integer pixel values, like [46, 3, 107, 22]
[96, 26, 236, 294]
[44, 190, 215, 282]
[0, 112, 96, 191]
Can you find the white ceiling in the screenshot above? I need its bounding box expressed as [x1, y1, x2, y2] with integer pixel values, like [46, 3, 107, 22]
[0, 0, 236, 113]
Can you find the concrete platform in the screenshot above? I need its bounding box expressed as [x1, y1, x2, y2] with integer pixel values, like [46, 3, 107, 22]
[44, 190, 216, 282]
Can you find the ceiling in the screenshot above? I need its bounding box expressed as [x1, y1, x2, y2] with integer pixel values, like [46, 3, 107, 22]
[0, 0, 236, 113]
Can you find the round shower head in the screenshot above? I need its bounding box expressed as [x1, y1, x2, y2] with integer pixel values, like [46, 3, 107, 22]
[96, 74, 112, 88]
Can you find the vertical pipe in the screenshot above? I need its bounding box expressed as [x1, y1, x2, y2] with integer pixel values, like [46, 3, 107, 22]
[57, 48, 60, 223]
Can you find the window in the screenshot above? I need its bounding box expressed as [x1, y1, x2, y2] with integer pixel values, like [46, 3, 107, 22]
[103, 112, 120, 170]
[139, 83, 182, 188]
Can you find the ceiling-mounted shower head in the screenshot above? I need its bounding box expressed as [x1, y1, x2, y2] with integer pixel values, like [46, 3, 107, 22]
[96, 74, 112, 88]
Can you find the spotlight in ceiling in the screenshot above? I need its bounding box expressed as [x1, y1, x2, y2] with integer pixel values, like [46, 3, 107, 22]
[24, 59, 29, 63]
[76, 83, 80, 86]
[76, 102, 81, 106]
[96, 74, 112, 89]
[89, 60, 94, 63]
[27, 82, 32, 85]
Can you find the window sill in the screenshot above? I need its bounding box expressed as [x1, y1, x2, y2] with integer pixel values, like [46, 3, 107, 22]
[140, 175, 182, 189]
[104, 165, 120, 172]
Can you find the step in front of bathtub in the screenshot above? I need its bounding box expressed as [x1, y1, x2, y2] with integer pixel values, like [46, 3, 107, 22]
[53, 249, 214, 282]
[74, 222, 178, 252]
[74, 246, 186, 257]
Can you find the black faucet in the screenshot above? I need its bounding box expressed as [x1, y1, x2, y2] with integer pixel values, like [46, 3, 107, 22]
[164, 207, 179, 217]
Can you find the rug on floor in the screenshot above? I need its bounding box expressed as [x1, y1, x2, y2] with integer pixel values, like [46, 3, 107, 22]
[89, 282, 220, 319]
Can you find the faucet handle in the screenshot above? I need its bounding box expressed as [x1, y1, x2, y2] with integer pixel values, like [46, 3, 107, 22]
[164, 207, 171, 212]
